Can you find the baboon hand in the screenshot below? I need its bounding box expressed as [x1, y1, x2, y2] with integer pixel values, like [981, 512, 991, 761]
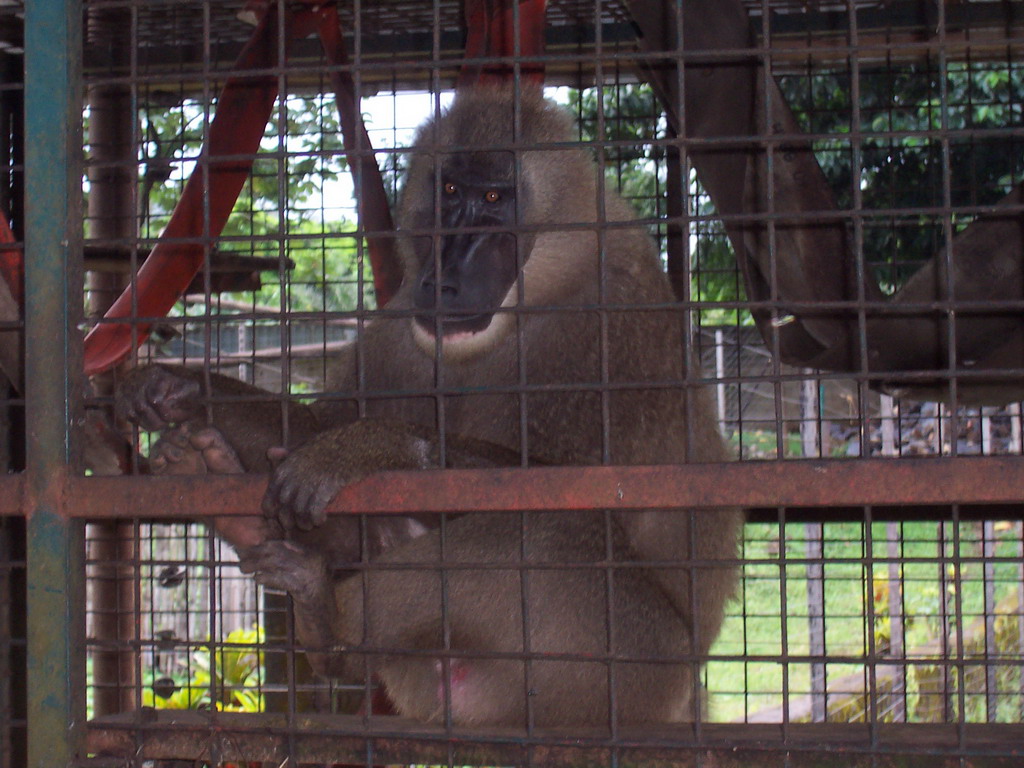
[115, 365, 203, 431]
[238, 539, 330, 606]
[261, 439, 349, 531]
[261, 419, 435, 532]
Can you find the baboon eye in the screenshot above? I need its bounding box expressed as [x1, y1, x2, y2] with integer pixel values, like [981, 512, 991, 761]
[484, 190, 501, 203]
[443, 182, 458, 195]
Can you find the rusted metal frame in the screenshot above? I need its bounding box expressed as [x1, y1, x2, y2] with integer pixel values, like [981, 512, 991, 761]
[458, 0, 548, 88]
[85, 713, 1024, 765]
[78, 9, 1024, 88]
[60, 455, 1024, 520]
[763, 33, 1024, 69]
[80, 3, 287, 375]
[586, 6, 619, 739]
[80, 3, 366, 376]
[23, 0, 86, 765]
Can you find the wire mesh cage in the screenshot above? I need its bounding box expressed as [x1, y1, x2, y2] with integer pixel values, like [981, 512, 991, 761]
[2, 0, 1024, 765]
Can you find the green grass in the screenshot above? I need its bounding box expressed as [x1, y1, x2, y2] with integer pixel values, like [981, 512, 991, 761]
[706, 521, 1024, 723]
[86, 520, 1022, 726]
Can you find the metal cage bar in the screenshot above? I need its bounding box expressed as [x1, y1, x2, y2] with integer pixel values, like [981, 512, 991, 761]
[3, 0, 1024, 764]
[23, 0, 85, 765]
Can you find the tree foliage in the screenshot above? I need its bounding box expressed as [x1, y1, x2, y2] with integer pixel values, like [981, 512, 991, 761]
[139, 94, 366, 312]
[567, 84, 744, 325]
[780, 62, 1024, 293]
[137, 63, 1023, 318]
[567, 61, 1024, 321]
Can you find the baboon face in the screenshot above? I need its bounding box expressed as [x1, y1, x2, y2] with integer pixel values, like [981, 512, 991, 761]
[407, 149, 526, 363]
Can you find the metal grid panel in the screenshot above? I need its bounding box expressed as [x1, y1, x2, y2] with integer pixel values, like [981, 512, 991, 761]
[71, 1, 1024, 89]
[85, 0, 629, 50]
[5, 0, 1024, 765]
[79, 0, 1024, 762]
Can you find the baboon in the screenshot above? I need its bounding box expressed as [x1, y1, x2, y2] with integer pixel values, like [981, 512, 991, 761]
[117, 85, 742, 727]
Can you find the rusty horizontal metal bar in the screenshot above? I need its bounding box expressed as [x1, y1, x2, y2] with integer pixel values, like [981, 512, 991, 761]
[85, 712, 1024, 767]
[60, 456, 1024, 520]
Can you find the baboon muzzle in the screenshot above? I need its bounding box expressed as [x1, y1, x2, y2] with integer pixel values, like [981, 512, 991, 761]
[413, 229, 518, 337]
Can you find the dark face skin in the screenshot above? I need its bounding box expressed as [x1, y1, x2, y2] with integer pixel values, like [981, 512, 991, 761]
[412, 152, 522, 339]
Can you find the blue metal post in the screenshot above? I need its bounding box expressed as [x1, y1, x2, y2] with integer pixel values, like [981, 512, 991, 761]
[24, 0, 85, 765]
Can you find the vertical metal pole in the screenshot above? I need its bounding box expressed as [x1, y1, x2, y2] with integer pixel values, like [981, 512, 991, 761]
[85, 3, 138, 714]
[24, 0, 85, 765]
[880, 394, 906, 721]
[800, 374, 826, 721]
[1018, 521, 1024, 721]
[715, 329, 726, 431]
[938, 520, 953, 721]
[982, 518, 997, 721]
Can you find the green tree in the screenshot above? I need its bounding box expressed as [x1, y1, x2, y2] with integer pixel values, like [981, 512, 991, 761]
[570, 63, 1024, 321]
[568, 84, 745, 325]
[780, 62, 1024, 292]
[139, 94, 367, 312]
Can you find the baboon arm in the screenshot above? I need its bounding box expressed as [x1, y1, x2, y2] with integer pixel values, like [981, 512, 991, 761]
[116, 363, 324, 471]
[261, 417, 524, 531]
[239, 538, 350, 678]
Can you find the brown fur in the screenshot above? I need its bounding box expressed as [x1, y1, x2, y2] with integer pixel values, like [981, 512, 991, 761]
[116, 86, 741, 728]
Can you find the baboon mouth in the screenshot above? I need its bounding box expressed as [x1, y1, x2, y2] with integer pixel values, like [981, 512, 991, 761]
[414, 313, 494, 340]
